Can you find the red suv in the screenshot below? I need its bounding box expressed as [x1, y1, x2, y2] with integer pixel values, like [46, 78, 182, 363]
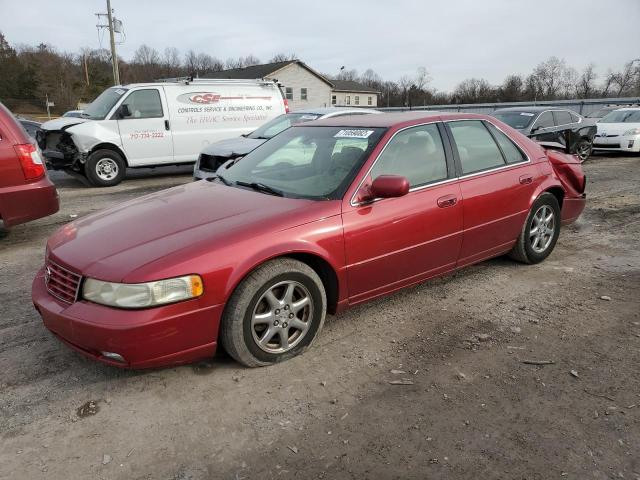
[0, 102, 59, 228]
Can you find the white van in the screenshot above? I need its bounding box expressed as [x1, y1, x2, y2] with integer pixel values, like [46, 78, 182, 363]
[38, 79, 287, 186]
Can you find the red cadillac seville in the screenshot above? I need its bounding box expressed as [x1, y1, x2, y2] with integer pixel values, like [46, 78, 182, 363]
[32, 112, 586, 368]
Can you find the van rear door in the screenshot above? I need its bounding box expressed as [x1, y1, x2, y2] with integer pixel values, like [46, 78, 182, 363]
[116, 87, 174, 167]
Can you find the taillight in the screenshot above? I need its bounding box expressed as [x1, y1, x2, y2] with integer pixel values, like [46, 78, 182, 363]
[14, 143, 45, 180]
[283, 98, 290, 113]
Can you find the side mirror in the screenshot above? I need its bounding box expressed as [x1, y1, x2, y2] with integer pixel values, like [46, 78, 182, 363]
[118, 104, 131, 119]
[370, 175, 410, 199]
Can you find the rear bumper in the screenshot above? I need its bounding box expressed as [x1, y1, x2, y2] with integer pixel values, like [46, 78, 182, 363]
[0, 175, 59, 227]
[32, 269, 222, 369]
[561, 194, 586, 225]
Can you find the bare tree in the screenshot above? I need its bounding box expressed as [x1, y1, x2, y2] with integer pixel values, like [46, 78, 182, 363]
[499, 74, 524, 101]
[575, 63, 597, 98]
[269, 52, 297, 63]
[336, 68, 359, 81]
[532, 56, 574, 99]
[612, 60, 639, 96]
[132, 44, 160, 66]
[162, 47, 181, 76]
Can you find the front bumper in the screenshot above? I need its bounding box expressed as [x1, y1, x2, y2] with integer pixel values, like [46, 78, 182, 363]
[32, 269, 222, 369]
[592, 135, 640, 153]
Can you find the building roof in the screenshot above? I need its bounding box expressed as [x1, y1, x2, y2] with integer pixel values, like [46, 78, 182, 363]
[202, 60, 332, 87]
[330, 79, 380, 94]
[201, 61, 380, 95]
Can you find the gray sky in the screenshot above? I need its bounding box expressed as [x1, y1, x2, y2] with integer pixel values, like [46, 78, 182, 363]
[1, 0, 638, 91]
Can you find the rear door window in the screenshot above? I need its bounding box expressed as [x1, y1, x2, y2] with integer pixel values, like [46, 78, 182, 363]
[370, 123, 448, 188]
[553, 110, 572, 126]
[486, 123, 527, 164]
[448, 121, 506, 175]
[533, 112, 554, 130]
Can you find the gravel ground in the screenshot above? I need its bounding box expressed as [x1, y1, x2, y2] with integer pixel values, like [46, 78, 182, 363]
[1, 156, 639, 480]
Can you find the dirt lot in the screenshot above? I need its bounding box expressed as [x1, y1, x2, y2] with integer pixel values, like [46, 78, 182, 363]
[1, 155, 639, 480]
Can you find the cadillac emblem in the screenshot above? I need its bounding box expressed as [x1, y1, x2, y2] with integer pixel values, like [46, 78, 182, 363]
[44, 266, 52, 284]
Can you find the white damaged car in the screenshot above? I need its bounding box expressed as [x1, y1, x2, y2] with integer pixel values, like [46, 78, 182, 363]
[592, 107, 640, 154]
[37, 80, 287, 186]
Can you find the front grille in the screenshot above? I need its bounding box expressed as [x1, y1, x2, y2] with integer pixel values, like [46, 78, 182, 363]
[45, 260, 82, 304]
[199, 153, 231, 172]
[593, 142, 621, 148]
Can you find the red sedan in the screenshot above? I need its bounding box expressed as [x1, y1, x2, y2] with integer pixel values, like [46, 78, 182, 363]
[0, 102, 59, 228]
[32, 112, 586, 368]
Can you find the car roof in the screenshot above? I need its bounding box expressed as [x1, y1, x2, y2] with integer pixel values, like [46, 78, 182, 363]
[305, 111, 493, 128]
[493, 106, 570, 113]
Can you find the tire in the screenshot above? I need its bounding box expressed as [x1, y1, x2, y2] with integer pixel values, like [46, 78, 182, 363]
[85, 149, 126, 187]
[575, 138, 592, 162]
[509, 192, 561, 264]
[220, 258, 327, 367]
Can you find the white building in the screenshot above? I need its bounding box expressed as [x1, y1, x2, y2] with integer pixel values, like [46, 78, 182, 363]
[204, 60, 379, 111]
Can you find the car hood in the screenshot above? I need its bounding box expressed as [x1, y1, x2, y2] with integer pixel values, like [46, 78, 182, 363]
[200, 137, 266, 158]
[41, 117, 90, 131]
[47, 181, 339, 282]
[596, 122, 640, 134]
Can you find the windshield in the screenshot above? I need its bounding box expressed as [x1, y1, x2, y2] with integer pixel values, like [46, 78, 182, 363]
[247, 113, 322, 139]
[585, 108, 611, 118]
[599, 110, 640, 123]
[221, 126, 386, 200]
[82, 87, 128, 120]
[493, 111, 535, 129]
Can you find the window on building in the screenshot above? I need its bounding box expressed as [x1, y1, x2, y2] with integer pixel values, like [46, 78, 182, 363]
[301, 88, 308, 101]
[346, 95, 351, 105]
[368, 96, 372, 106]
[448, 120, 506, 175]
[285, 87, 293, 100]
[355, 96, 360, 105]
[370, 123, 448, 188]
[331, 95, 337, 105]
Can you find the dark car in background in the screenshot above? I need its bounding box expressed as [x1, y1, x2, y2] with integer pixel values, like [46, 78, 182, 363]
[492, 107, 596, 161]
[17, 118, 42, 139]
[193, 107, 379, 180]
[0, 102, 59, 228]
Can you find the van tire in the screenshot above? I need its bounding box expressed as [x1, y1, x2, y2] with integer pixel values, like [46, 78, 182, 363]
[85, 149, 126, 187]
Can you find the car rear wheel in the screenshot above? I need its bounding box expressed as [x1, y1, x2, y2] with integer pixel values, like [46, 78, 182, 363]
[575, 139, 592, 161]
[221, 258, 327, 367]
[85, 149, 126, 187]
[509, 192, 561, 264]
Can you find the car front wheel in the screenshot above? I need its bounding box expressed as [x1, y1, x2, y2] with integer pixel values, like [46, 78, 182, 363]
[575, 139, 592, 162]
[509, 192, 561, 264]
[85, 149, 126, 187]
[221, 258, 327, 367]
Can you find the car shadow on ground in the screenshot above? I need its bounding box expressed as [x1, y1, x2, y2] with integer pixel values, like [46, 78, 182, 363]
[47, 165, 195, 188]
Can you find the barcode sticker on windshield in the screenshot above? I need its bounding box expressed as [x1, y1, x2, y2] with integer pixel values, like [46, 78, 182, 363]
[114, 89, 126, 95]
[300, 115, 320, 121]
[334, 129, 375, 139]
[520, 112, 535, 116]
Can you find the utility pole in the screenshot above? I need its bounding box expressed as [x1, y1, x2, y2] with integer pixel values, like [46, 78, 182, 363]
[106, 0, 120, 85]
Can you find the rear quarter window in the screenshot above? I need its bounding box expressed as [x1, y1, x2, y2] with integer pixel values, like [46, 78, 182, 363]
[449, 120, 506, 175]
[486, 123, 527, 164]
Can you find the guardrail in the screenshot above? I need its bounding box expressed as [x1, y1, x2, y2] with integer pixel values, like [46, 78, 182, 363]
[377, 97, 640, 116]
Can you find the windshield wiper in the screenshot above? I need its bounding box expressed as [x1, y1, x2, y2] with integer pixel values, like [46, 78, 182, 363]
[206, 174, 232, 186]
[235, 181, 284, 197]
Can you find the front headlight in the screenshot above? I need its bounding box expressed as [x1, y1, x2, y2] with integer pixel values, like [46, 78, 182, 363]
[83, 275, 203, 309]
[623, 128, 640, 136]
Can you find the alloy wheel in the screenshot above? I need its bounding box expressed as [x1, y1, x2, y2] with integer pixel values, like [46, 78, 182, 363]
[251, 280, 313, 354]
[529, 205, 555, 253]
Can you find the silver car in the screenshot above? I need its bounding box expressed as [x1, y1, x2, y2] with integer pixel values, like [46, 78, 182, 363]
[193, 107, 379, 180]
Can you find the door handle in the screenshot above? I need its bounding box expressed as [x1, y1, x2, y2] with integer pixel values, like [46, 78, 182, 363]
[164, 120, 170, 130]
[519, 175, 533, 185]
[437, 194, 458, 208]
